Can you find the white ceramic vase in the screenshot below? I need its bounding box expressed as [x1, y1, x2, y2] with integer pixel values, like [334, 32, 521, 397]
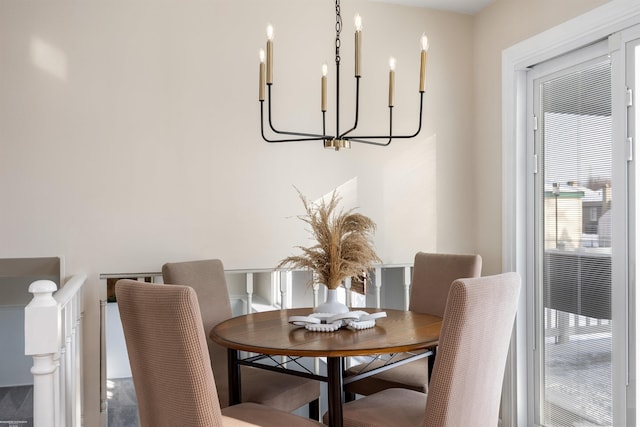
[314, 288, 349, 314]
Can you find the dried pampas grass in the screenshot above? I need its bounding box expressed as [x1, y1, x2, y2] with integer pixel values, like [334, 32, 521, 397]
[277, 189, 381, 290]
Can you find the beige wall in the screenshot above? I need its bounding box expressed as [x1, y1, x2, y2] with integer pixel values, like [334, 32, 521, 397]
[0, 1, 473, 424]
[0, 0, 617, 423]
[472, 0, 610, 275]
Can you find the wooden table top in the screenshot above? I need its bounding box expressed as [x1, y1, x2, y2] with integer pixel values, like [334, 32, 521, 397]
[210, 308, 442, 358]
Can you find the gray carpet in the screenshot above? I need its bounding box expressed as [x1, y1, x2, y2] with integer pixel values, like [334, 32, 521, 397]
[0, 379, 140, 427]
[0, 385, 33, 427]
[107, 378, 139, 427]
[0, 341, 614, 427]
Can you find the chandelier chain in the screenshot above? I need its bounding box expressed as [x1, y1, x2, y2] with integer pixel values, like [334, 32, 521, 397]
[335, 0, 341, 64]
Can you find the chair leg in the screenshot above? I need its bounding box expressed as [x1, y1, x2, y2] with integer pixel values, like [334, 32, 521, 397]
[344, 391, 356, 402]
[427, 346, 437, 383]
[308, 398, 320, 420]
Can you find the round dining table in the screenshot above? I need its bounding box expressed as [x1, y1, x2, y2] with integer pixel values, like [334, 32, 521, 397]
[210, 307, 442, 427]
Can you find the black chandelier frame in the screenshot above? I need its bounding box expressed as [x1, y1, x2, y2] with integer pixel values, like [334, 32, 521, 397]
[259, 0, 426, 150]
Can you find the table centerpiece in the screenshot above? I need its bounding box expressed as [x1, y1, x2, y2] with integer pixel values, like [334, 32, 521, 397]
[277, 189, 381, 315]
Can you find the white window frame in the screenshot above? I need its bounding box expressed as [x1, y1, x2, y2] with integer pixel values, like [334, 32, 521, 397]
[501, 2, 640, 426]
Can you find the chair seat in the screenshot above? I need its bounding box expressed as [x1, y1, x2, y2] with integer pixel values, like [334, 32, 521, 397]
[223, 402, 323, 426]
[328, 388, 426, 427]
[345, 354, 430, 396]
[239, 367, 320, 412]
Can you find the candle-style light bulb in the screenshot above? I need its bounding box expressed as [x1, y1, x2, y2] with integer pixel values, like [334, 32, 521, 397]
[259, 49, 266, 101]
[354, 14, 362, 77]
[389, 57, 396, 107]
[419, 33, 428, 92]
[420, 33, 429, 51]
[321, 63, 328, 112]
[266, 24, 274, 84]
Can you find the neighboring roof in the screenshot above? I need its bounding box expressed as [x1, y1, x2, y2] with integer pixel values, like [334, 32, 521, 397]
[543, 182, 605, 201]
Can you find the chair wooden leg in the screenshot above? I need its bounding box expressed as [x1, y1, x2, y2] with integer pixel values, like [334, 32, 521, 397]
[308, 398, 320, 420]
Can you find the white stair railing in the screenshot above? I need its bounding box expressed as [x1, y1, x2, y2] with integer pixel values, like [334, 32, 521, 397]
[25, 274, 86, 427]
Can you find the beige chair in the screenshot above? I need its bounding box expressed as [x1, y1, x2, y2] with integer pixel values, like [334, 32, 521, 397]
[116, 279, 323, 427]
[335, 272, 521, 427]
[161, 259, 320, 417]
[345, 252, 482, 397]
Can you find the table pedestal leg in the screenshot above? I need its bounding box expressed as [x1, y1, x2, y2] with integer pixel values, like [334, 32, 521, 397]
[228, 348, 241, 405]
[327, 357, 344, 427]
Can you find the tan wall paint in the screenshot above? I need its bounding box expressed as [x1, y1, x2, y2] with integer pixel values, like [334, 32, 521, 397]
[472, 0, 610, 275]
[0, 1, 473, 424]
[0, 0, 616, 422]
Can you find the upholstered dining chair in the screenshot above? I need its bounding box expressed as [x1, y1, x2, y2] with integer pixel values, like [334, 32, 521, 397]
[334, 272, 521, 427]
[116, 279, 323, 427]
[345, 252, 482, 397]
[161, 259, 321, 418]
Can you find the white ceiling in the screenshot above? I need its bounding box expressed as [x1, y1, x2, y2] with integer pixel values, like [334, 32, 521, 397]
[370, 0, 496, 15]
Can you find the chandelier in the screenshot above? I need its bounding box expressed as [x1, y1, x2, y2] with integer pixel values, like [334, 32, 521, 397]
[258, 0, 429, 151]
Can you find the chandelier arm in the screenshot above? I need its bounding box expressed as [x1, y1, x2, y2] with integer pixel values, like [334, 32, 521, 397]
[344, 106, 391, 146]
[346, 138, 393, 146]
[338, 77, 361, 139]
[344, 92, 424, 142]
[335, 53, 341, 140]
[261, 101, 331, 143]
[340, 104, 392, 146]
[323, 111, 327, 136]
[262, 136, 329, 143]
[265, 85, 330, 139]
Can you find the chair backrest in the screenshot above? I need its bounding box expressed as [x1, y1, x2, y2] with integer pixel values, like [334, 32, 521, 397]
[161, 259, 232, 326]
[115, 279, 224, 427]
[161, 259, 232, 406]
[409, 252, 482, 317]
[424, 272, 521, 427]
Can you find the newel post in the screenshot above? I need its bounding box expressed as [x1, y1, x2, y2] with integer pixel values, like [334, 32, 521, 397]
[25, 280, 60, 427]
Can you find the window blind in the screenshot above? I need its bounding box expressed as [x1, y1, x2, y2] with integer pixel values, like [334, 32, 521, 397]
[539, 58, 613, 426]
